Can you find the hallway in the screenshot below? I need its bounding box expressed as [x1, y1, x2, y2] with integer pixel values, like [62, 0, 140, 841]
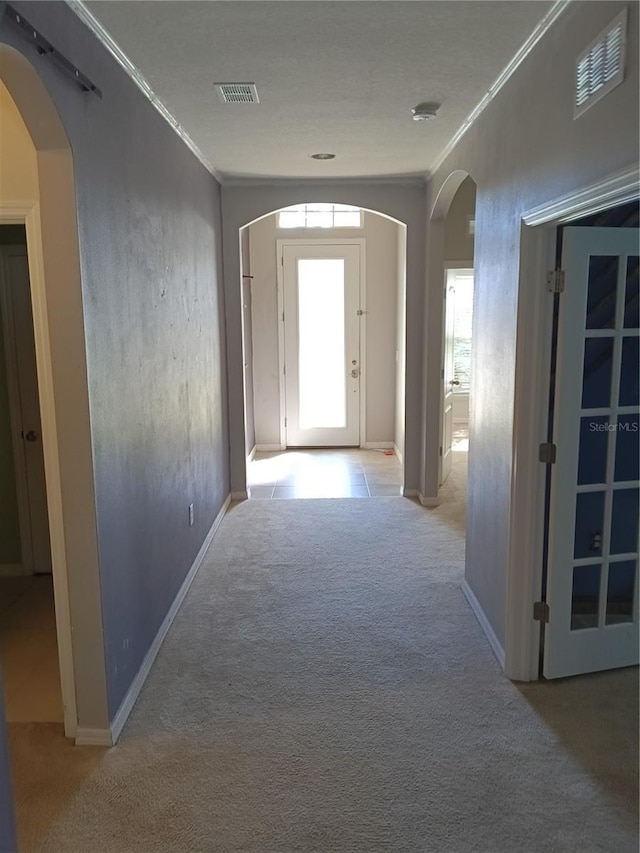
[6, 450, 637, 852]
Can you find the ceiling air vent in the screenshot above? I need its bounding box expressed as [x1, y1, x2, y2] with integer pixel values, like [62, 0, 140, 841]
[575, 9, 626, 118]
[214, 83, 259, 104]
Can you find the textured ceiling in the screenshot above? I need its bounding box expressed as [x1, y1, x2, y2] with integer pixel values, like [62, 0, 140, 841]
[84, 1, 554, 181]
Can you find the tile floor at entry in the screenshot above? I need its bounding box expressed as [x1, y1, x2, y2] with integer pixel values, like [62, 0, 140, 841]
[248, 430, 469, 500]
[247, 448, 402, 499]
[0, 575, 63, 723]
[248, 448, 404, 499]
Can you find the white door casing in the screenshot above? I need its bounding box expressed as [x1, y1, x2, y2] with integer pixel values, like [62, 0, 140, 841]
[279, 241, 363, 447]
[544, 226, 639, 679]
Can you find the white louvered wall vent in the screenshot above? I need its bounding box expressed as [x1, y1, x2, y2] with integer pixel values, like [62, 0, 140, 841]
[575, 9, 627, 118]
[214, 83, 260, 104]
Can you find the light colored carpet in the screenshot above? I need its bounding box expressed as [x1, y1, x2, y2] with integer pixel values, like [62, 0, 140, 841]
[8, 453, 639, 852]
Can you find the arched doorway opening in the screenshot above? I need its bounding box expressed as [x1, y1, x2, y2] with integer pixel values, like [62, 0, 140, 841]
[238, 202, 408, 499]
[0, 45, 107, 740]
[424, 170, 477, 506]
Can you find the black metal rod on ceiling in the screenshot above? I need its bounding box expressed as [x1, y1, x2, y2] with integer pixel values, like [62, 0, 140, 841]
[0, 2, 102, 98]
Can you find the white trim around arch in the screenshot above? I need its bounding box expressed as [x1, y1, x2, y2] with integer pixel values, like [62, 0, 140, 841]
[505, 165, 640, 682]
[0, 200, 78, 736]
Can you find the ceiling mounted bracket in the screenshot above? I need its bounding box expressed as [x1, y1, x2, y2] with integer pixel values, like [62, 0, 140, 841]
[0, 2, 102, 98]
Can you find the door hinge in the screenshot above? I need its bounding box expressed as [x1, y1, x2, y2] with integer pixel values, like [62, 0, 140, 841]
[284, 417, 287, 427]
[538, 442, 556, 464]
[439, 446, 443, 457]
[533, 601, 550, 623]
[547, 269, 565, 293]
[283, 364, 286, 375]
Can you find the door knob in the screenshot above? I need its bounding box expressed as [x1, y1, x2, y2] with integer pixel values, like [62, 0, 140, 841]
[24, 430, 38, 442]
[449, 380, 460, 386]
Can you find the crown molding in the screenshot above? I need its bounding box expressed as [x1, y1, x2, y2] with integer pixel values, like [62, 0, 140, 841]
[428, 0, 571, 178]
[522, 165, 640, 226]
[66, 0, 221, 183]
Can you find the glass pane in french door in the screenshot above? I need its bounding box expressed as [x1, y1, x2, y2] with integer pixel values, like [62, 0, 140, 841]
[571, 246, 640, 633]
[297, 258, 346, 429]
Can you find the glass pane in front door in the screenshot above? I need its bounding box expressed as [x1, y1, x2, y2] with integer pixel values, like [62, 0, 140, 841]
[297, 259, 346, 429]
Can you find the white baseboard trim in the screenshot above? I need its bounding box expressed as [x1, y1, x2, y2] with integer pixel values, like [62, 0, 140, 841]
[104, 493, 232, 747]
[393, 443, 403, 465]
[0, 563, 26, 577]
[255, 444, 282, 452]
[231, 490, 247, 501]
[461, 579, 506, 669]
[247, 445, 257, 462]
[361, 441, 394, 450]
[417, 492, 440, 507]
[75, 727, 113, 747]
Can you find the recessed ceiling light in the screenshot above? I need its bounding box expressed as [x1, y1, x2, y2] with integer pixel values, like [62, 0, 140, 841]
[311, 153, 336, 160]
[411, 102, 440, 121]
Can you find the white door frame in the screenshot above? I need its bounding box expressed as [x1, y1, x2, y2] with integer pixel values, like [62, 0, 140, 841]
[505, 165, 640, 682]
[0, 201, 77, 733]
[276, 238, 366, 448]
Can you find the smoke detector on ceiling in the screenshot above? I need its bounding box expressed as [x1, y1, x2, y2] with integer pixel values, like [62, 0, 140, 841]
[411, 102, 440, 121]
[214, 83, 259, 104]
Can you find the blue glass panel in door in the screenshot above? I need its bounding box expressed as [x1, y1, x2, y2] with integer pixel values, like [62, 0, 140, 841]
[610, 488, 640, 555]
[586, 256, 618, 329]
[605, 560, 636, 625]
[571, 564, 601, 630]
[574, 492, 605, 558]
[582, 338, 613, 409]
[615, 415, 640, 481]
[577, 416, 609, 484]
[624, 256, 639, 329]
[619, 337, 639, 407]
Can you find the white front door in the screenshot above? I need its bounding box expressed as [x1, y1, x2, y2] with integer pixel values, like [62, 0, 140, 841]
[0, 244, 52, 575]
[544, 226, 639, 679]
[281, 243, 361, 447]
[440, 280, 456, 484]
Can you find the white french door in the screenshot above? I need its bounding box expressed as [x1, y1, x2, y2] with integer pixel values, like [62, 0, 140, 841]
[280, 242, 362, 447]
[544, 227, 639, 679]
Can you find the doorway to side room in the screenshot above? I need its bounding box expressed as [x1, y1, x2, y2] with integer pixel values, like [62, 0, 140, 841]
[440, 176, 476, 497]
[0, 222, 61, 724]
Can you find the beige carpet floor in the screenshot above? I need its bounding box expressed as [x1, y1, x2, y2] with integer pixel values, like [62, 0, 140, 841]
[7, 454, 639, 852]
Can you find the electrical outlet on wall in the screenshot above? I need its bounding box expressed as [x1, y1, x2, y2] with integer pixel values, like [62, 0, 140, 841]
[189, 503, 194, 527]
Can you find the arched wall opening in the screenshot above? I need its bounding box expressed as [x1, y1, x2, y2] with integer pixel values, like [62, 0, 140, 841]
[221, 181, 425, 499]
[238, 203, 408, 482]
[422, 170, 477, 504]
[0, 44, 108, 739]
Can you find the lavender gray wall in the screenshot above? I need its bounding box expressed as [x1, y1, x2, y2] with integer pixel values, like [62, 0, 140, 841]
[424, 0, 639, 650]
[3, 2, 229, 718]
